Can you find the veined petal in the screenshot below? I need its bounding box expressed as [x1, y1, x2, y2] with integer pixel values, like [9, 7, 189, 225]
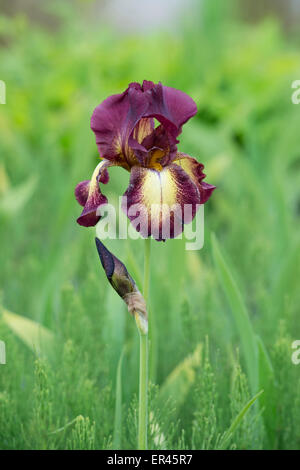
[75, 160, 111, 227]
[128, 117, 155, 165]
[145, 84, 197, 135]
[91, 82, 197, 169]
[91, 83, 149, 167]
[75, 180, 90, 207]
[122, 165, 201, 240]
[144, 83, 197, 164]
[139, 124, 176, 169]
[132, 117, 154, 144]
[175, 153, 216, 204]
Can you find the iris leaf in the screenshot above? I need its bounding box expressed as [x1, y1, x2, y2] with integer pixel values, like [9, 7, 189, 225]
[158, 343, 202, 411]
[0, 176, 38, 215]
[2, 309, 54, 355]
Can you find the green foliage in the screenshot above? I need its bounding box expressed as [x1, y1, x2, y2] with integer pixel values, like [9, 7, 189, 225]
[66, 416, 96, 450]
[0, 0, 300, 449]
[211, 233, 258, 392]
[2, 308, 54, 355]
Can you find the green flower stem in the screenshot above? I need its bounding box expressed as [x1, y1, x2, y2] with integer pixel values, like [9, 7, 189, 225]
[136, 237, 151, 450]
[137, 327, 148, 450]
[143, 237, 151, 304]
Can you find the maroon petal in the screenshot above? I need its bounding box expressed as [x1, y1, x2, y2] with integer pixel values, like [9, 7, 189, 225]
[75, 180, 90, 207]
[127, 117, 155, 164]
[199, 182, 216, 204]
[145, 83, 197, 134]
[141, 80, 155, 92]
[142, 83, 197, 164]
[91, 83, 150, 167]
[122, 164, 201, 241]
[91, 82, 197, 169]
[175, 153, 216, 203]
[138, 124, 177, 168]
[75, 160, 111, 227]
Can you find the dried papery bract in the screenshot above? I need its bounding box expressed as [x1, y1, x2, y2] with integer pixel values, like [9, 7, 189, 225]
[95, 238, 148, 334]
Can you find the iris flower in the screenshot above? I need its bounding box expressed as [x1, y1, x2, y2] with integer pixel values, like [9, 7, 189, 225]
[75, 80, 215, 240]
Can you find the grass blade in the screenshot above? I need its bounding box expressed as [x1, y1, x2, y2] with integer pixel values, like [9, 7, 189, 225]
[219, 390, 264, 449]
[113, 346, 125, 450]
[158, 343, 202, 412]
[211, 233, 258, 392]
[49, 415, 84, 435]
[2, 309, 54, 355]
[0, 176, 38, 215]
[256, 335, 277, 448]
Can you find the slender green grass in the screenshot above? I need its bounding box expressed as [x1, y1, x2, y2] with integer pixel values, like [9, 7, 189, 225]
[113, 347, 125, 450]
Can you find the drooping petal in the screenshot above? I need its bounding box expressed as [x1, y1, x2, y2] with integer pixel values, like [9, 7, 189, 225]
[75, 180, 90, 207]
[91, 83, 150, 167]
[122, 164, 201, 240]
[175, 153, 216, 204]
[75, 160, 111, 227]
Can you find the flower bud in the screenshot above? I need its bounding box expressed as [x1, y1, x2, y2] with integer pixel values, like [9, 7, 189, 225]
[95, 238, 147, 325]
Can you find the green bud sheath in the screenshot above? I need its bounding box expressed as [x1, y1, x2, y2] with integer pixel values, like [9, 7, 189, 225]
[95, 238, 147, 321]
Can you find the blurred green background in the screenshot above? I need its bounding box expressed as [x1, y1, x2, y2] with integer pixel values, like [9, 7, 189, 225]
[0, 0, 300, 450]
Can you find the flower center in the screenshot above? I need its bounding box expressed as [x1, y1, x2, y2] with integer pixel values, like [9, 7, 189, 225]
[147, 149, 164, 171]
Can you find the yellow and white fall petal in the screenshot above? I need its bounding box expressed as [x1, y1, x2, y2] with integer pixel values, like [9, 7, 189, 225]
[122, 164, 201, 240]
[175, 153, 216, 204]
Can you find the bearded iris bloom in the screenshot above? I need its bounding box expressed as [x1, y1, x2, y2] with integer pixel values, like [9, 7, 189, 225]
[76, 81, 215, 450]
[75, 80, 215, 240]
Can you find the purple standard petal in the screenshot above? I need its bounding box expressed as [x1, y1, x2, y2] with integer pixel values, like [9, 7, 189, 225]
[91, 83, 151, 168]
[129, 82, 198, 167]
[90, 81, 197, 170]
[137, 83, 197, 165]
[148, 83, 196, 125]
[146, 83, 197, 130]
